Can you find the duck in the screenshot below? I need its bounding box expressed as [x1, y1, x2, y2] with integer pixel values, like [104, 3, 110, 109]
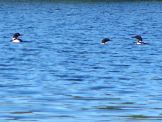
[132, 35, 147, 45]
[101, 38, 111, 44]
[11, 33, 23, 43]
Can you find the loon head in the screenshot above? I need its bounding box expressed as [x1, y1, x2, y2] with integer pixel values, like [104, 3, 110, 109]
[101, 38, 111, 44]
[12, 33, 23, 43]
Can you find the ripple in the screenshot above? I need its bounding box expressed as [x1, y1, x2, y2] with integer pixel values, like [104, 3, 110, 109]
[121, 102, 135, 105]
[95, 106, 122, 110]
[151, 76, 162, 81]
[125, 115, 162, 120]
[71, 96, 120, 101]
[95, 105, 142, 111]
[90, 86, 113, 90]
[63, 78, 84, 82]
[10, 111, 33, 115]
[118, 77, 132, 81]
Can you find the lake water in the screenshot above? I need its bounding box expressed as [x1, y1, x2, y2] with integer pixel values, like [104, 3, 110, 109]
[0, 0, 162, 122]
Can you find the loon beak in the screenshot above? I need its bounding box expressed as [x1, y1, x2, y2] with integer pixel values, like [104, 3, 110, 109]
[131, 36, 136, 38]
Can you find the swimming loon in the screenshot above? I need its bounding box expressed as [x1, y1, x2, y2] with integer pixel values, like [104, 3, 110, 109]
[12, 33, 23, 43]
[132, 35, 146, 45]
[101, 38, 111, 44]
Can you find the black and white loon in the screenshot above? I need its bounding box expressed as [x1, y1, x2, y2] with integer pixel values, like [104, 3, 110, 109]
[132, 35, 147, 45]
[101, 38, 111, 44]
[12, 33, 23, 43]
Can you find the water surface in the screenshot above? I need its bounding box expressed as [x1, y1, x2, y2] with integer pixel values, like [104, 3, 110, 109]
[0, 1, 162, 122]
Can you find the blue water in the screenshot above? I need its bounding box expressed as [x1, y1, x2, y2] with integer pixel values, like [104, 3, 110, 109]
[0, 1, 162, 122]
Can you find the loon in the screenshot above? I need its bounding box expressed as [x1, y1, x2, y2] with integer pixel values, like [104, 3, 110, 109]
[101, 38, 111, 44]
[132, 35, 147, 45]
[12, 33, 23, 43]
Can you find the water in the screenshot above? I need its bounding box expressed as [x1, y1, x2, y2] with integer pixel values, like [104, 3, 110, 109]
[0, 0, 162, 122]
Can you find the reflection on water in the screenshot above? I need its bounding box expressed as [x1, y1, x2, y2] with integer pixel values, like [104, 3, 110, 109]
[0, 0, 162, 122]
